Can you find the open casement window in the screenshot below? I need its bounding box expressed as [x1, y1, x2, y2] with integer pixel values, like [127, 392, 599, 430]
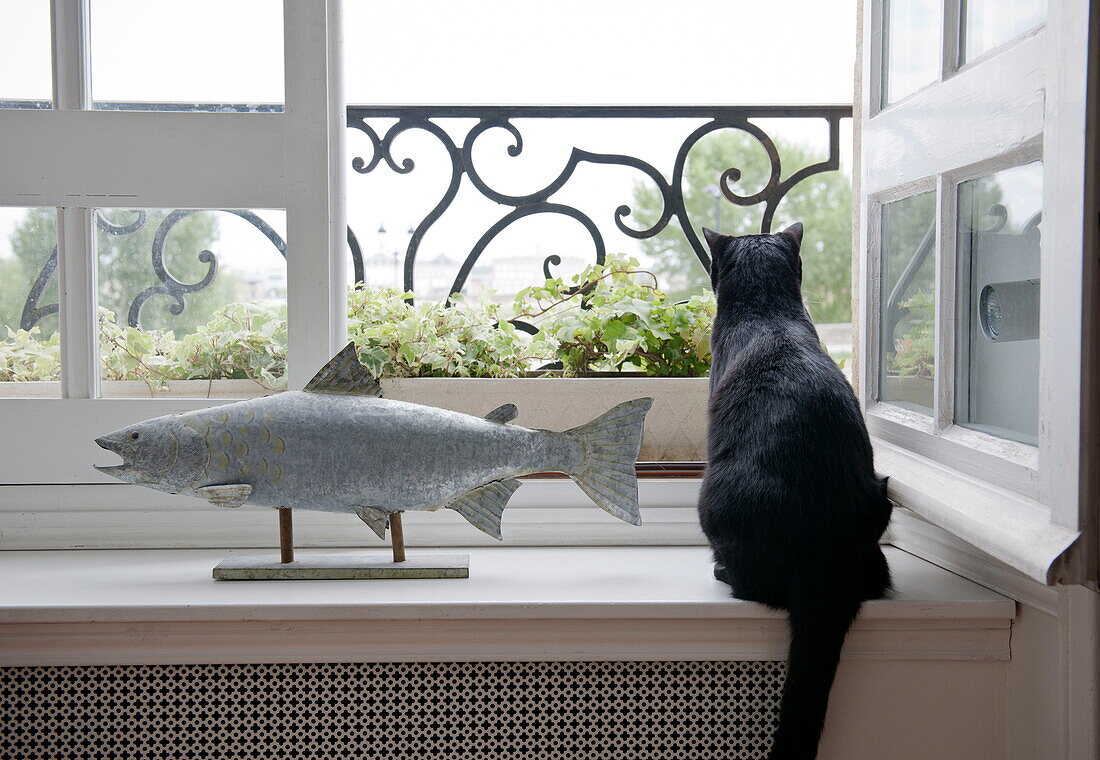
[857, 0, 1097, 583]
[0, 1, 349, 547]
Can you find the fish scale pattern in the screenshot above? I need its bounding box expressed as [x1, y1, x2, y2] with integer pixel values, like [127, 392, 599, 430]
[1, 660, 784, 759]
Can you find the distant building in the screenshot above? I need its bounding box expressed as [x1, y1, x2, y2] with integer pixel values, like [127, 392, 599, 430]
[233, 264, 286, 306]
[359, 249, 588, 304]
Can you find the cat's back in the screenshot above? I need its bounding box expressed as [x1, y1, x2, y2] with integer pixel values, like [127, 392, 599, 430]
[707, 318, 872, 479]
[712, 319, 855, 418]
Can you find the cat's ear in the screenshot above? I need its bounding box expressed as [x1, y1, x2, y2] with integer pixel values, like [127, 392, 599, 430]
[779, 222, 804, 250]
[702, 227, 726, 251]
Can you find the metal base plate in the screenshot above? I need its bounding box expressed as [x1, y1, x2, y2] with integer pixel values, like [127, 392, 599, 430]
[212, 554, 469, 581]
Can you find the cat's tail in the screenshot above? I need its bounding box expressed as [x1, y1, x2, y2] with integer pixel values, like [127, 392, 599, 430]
[564, 397, 653, 526]
[767, 589, 862, 760]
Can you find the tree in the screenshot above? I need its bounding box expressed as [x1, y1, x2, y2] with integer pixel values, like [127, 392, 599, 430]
[3, 208, 242, 339]
[0, 208, 66, 337]
[630, 130, 854, 324]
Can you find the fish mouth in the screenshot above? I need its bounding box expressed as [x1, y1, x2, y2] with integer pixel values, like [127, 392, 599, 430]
[93, 436, 131, 478]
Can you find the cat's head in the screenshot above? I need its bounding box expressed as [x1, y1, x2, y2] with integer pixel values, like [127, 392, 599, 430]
[703, 223, 804, 310]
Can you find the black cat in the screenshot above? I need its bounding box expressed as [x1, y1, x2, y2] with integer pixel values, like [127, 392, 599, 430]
[698, 224, 892, 760]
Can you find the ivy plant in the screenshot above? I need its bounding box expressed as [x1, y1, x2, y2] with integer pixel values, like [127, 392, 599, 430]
[887, 291, 935, 380]
[0, 254, 717, 385]
[517, 257, 714, 376]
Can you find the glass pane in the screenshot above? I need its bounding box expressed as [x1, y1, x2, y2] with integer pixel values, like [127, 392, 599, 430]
[879, 191, 936, 412]
[960, 0, 1046, 64]
[0, 0, 52, 108]
[956, 162, 1042, 444]
[90, 0, 283, 110]
[881, 0, 941, 106]
[0, 207, 60, 396]
[96, 209, 287, 396]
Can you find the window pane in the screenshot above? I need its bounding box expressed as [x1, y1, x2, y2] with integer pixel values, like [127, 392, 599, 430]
[879, 191, 936, 412]
[960, 0, 1045, 64]
[96, 209, 286, 396]
[0, 208, 59, 396]
[0, 0, 52, 108]
[90, 0, 283, 110]
[956, 163, 1042, 444]
[881, 0, 941, 106]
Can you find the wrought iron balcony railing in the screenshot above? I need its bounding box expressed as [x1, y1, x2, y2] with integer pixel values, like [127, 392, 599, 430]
[15, 104, 852, 333]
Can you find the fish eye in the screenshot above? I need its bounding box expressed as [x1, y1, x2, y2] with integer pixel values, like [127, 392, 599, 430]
[130, 431, 140, 441]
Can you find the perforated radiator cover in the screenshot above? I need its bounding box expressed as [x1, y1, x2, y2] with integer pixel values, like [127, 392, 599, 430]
[2, 660, 784, 759]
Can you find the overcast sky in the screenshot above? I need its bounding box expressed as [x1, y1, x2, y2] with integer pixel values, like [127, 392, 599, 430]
[0, 0, 857, 298]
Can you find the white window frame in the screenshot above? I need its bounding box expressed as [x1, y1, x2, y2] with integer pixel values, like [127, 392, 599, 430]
[0, 0, 706, 548]
[0, 0, 353, 537]
[856, 0, 1095, 583]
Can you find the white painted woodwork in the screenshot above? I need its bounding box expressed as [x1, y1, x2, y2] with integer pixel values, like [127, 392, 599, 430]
[0, 546, 1012, 666]
[50, 0, 99, 400]
[886, 507, 1060, 617]
[1038, 0, 1094, 533]
[862, 31, 1045, 194]
[56, 208, 98, 399]
[858, 4, 1100, 755]
[1058, 584, 1100, 759]
[1003, 601, 1062, 760]
[50, 0, 89, 110]
[875, 441, 1077, 583]
[0, 110, 287, 208]
[283, 0, 347, 389]
[857, 0, 1095, 582]
[869, 407, 1038, 495]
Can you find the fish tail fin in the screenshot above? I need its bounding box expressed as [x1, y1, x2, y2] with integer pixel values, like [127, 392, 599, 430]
[564, 397, 653, 526]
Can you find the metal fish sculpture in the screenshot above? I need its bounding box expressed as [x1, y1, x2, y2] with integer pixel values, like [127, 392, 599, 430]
[93, 344, 653, 539]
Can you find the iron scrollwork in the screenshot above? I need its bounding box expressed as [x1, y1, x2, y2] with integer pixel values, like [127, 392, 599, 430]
[347, 105, 850, 304]
[20, 210, 287, 332]
[18, 105, 850, 334]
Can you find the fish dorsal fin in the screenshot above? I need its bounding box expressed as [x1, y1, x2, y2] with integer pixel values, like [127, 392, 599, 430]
[447, 478, 521, 541]
[195, 483, 252, 508]
[484, 403, 518, 424]
[304, 343, 382, 397]
[356, 506, 389, 540]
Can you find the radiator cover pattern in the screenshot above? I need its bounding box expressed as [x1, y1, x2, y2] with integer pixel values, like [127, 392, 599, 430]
[2, 660, 784, 759]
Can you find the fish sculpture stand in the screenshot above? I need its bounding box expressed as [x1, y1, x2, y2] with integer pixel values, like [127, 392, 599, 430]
[93, 343, 654, 580]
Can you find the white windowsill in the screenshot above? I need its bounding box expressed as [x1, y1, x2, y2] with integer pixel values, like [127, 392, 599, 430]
[873, 440, 1080, 583]
[0, 546, 1013, 666]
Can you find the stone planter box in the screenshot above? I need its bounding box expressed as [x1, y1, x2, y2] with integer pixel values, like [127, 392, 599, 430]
[382, 377, 709, 462]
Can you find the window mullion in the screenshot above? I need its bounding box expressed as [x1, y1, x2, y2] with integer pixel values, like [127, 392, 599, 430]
[50, 0, 89, 110]
[51, 0, 99, 399]
[933, 174, 955, 432]
[941, 0, 961, 80]
[859, 199, 881, 408]
[283, 0, 347, 390]
[55, 209, 98, 399]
